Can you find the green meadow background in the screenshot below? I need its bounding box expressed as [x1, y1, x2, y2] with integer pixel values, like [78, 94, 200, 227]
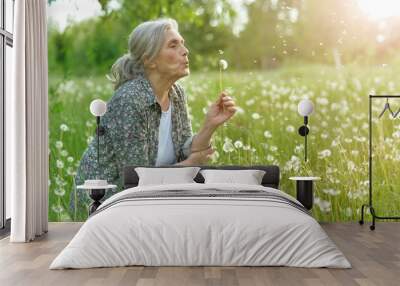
[47, 0, 400, 222]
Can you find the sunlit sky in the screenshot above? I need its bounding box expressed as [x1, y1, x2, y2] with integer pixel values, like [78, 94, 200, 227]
[48, 0, 400, 33]
[47, 0, 249, 34]
[357, 0, 400, 20]
[47, 0, 119, 31]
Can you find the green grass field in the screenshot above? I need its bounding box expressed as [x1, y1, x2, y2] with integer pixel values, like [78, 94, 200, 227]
[48, 64, 400, 222]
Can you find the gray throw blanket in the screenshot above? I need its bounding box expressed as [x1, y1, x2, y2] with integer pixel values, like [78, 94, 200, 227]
[90, 188, 310, 218]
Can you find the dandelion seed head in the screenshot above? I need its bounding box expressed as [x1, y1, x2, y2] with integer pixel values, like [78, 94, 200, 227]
[51, 205, 64, 214]
[56, 160, 64, 169]
[223, 141, 234, 153]
[252, 113, 261, 120]
[234, 140, 243, 148]
[219, 59, 228, 70]
[55, 141, 63, 149]
[286, 125, 295, 133]
[263, 130, 272, 139]
[60, 124, 69, 132]
[318, 149, 332, 159]
[54, 189, 65, 196]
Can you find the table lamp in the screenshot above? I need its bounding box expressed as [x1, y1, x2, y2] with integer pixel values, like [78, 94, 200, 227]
[297, 99, 314, 162]
[90, 99, 107, 178]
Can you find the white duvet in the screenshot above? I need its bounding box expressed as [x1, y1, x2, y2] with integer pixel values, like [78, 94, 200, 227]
[50, 183, 351, 269]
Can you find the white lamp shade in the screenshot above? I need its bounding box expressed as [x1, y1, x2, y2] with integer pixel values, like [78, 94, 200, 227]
[90, 99, 107, 117]
[298, 99, 314, 116]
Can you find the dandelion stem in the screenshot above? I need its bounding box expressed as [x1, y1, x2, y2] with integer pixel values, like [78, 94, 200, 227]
[219, 66, 222, 93]
[219, 66, 225, 113]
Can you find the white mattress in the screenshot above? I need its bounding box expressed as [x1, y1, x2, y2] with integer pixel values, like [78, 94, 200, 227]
[50, 183, 351, 269]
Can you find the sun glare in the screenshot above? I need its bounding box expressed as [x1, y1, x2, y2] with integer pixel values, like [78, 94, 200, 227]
[357, 0, 400, 20]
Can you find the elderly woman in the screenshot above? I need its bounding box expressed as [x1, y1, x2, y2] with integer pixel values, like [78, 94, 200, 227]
[71, 18, 236, 218]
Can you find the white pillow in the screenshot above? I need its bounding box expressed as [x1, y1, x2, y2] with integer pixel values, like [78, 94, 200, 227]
[200, 169, 266, 185]
[135, 167, 201, 186]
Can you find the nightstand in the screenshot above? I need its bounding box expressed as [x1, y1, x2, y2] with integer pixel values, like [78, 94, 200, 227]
[289, 177, 321, 210]
[77, 182, 117, 215]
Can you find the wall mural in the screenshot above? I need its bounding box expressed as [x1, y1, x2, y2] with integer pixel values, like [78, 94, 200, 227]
[47, 0, 400, 222]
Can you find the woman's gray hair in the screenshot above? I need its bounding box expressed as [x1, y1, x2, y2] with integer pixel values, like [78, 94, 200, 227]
[108, 18, 179, 90]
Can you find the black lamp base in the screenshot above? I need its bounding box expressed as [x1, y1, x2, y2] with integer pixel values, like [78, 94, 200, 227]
[88, 189, 105, 215]
[296, 180, 314, 210]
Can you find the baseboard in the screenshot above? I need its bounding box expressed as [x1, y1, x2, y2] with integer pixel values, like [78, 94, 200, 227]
[0, 218, 11, 239]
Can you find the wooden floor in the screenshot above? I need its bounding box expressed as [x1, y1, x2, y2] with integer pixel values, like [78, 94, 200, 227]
[0, 222, 399, 286]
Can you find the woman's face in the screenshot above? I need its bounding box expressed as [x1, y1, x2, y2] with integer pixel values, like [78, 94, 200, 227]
[150, 28, 190, 81]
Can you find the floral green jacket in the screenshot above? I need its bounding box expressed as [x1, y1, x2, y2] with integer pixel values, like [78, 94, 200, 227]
[70, 75, 194, 215]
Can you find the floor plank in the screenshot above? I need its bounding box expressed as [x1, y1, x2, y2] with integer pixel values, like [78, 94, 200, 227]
[0, 222, 399, 286]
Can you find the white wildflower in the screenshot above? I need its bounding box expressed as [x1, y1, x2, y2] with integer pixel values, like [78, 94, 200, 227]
[87, 136, 94, 145]
[55, 141, 63, 149]
[321, 132, 329, 139]
[67, 167, 76, 176]
[210, 150, 220, 163]
[322, 188, 341, 196]
[245, 99, 255, 106]
[252, 113, 261, 120]
[51, 205, 63, 214]
[270, 145, 278, 152]
[294, 144, 303, 154]
[234, 140, 243, 148]
[243, 145, 251, 151]
[266, 154, 275, 162]
[223, 141, 234, 153]
[54, 189, 65, 196]
[286, 125, 295, 133]
[56, 160, 64, 169]
[86, 121, 94, 127]
[219, 59, 228, 70]
[344, 138, 353, 144]
[318, 149, 332, 159]
[263, 130, 272, 139]
[331, 139, 339, 147]
[347, 161, 356, 171]
[60, 124, 69, 132]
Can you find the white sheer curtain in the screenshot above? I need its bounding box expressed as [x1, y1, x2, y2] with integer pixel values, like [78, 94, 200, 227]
[6, 0, 49, 242]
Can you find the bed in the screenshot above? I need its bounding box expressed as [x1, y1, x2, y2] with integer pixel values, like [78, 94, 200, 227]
[50, 165, 351, 269]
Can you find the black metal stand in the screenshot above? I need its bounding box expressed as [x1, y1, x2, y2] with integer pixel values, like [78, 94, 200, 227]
[88, 189, 105, 215]
[298, 116, 310, 162]
[359, 95, 400, 230]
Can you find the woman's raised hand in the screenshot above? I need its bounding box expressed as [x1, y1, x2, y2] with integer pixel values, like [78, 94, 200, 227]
[205, 91, 237, 128]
